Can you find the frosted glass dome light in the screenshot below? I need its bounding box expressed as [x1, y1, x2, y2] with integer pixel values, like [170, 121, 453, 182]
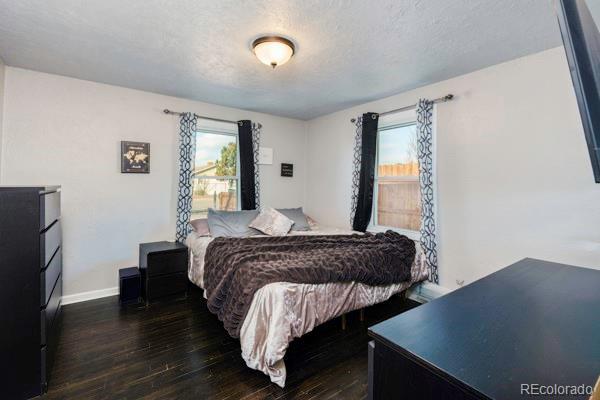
[252, 36, 295, 69]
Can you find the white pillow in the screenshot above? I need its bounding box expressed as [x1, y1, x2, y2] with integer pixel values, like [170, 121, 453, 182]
[305, 214, 319, 230]
[249, 208, 294, 236]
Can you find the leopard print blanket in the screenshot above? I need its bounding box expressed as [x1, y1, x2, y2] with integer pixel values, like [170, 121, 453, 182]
[203, 230, 415, 338]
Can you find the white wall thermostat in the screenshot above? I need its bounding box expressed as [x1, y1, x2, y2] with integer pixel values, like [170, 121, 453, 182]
[258, 147, 273, 164]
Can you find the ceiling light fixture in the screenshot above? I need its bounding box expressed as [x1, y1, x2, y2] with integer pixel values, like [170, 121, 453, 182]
[252, 36, 295, 69]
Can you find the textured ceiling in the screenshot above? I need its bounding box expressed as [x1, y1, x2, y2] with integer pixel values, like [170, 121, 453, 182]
[0, 0, 561, 120]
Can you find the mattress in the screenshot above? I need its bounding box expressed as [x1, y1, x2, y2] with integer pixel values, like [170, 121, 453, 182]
[186, 228, 429, 387]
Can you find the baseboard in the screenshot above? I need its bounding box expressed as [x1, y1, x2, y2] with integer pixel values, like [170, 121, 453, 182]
[407, 281, 451, 303]
[61, 286, 119, 305]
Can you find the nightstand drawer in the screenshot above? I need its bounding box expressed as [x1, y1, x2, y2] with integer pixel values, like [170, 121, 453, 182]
[146, 251, 187, 276]
[145, 272, 187, 301]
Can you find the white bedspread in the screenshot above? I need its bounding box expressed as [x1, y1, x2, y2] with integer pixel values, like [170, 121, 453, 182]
[186, 228, 428, 387]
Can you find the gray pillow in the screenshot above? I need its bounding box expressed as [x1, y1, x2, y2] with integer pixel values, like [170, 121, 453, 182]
[207, 209, 261, 237]
[276, 207, 311, 231]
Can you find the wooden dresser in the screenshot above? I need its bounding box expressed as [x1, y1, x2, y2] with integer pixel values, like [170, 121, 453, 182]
[0, 186, 63, 399]
[368, 258, 600, 400]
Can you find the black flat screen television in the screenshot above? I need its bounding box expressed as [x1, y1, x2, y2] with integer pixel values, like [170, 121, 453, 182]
[556, 0, 600, 182]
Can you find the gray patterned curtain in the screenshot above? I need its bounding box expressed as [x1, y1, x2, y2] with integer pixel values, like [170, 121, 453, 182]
[416, 99, 438, 283]
[251, 122, 261, 209]
[350, 116, 362, 226]
[176, 112, 197, 242]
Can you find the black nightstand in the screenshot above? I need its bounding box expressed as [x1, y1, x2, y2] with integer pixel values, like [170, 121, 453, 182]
[139, 241, 189, 303]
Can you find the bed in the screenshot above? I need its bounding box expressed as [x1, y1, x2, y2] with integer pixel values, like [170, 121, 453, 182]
[186, 226, 428, 387]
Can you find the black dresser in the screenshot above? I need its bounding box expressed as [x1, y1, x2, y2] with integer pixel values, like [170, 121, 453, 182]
[139, 241, 188, 303]
[368, 259, 600, 400]
[0, 186, 63, 399]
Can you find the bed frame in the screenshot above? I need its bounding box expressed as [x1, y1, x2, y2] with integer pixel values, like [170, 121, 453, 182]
[340, 290, 408, 330]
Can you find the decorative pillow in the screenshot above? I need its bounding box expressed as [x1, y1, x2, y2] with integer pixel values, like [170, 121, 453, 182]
[190, 218, 210, 236]
[207, 209, 261, 237]
[249, 208, 294, 236]
[276, 207, 311, 231]
[305, 215, 319, 231]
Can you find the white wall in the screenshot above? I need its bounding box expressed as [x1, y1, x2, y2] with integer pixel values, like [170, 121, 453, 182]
[306, 47, 600, 289]
[1, 67, 307, 296]
[3, 47, 599, 297]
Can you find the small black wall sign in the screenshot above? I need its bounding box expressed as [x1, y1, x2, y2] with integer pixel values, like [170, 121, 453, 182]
[121, 141, 150, 173]
[281, 163, 293, 177]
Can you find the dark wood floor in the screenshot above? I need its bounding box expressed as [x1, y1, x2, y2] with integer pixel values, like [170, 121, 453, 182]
[43, 286, 419, 400]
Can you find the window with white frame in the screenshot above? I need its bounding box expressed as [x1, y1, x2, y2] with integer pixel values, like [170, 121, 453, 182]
[371, 111, 421, 236]
[191, 126, 240, 219]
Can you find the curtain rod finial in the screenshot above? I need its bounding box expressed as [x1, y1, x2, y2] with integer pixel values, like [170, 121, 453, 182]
[163, 109, 170, 114]
[444, 94, 454, 101]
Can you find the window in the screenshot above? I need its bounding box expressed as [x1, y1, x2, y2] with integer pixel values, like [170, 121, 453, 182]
[372, 115, 421, 235]
[191, 127, 240, 219]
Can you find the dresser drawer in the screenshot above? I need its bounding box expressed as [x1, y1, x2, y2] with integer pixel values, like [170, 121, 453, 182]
[40, 346, 47, 390]
[41, 299, 62, 392]
[41, 250, 62, 306]
[41, 219, 61, 269]
[145, 272, 187, 302]
[41, 274, 62, 346]
[41, 190, 60, 231]
[146, 251, 188, 276]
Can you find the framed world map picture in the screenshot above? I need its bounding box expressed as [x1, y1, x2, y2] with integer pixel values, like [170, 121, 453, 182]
[121, 141, 150, 173]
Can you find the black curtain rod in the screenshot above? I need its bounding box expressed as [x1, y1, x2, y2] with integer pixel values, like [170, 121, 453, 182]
[350, 94, 454, 123]
[163, 109, 262, 129]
